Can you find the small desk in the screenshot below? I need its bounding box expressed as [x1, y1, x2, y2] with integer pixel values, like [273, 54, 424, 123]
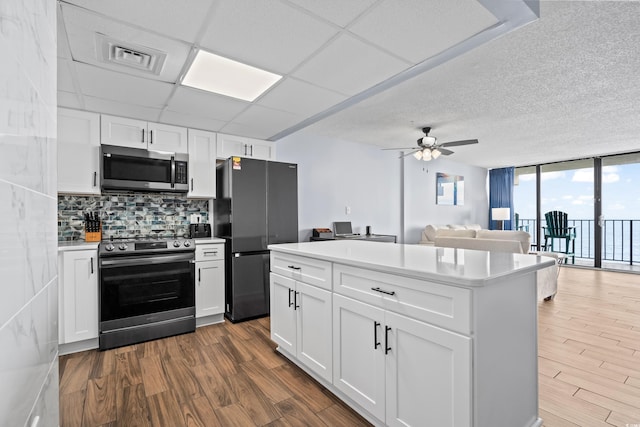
[310, 234, 397, 243]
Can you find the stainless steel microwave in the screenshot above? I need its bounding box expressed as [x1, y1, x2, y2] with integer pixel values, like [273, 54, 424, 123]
[101, 145, 189, 193]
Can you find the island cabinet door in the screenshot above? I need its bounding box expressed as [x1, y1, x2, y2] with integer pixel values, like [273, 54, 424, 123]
[296, 282, 332, 382]
[333, 294, 386, 421]
[270, 273, 297, 355]
[385, 311, 472, 427]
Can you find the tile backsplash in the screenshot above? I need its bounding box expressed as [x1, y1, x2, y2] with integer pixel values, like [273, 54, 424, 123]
[58, 193, 209, 241]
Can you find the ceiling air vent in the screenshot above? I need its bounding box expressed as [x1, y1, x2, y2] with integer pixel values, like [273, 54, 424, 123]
[95, 33, 167, 76]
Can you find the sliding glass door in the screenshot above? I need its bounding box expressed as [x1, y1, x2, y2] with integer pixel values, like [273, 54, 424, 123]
[540, 159, 595, 267]
[601, 153, 640, 270]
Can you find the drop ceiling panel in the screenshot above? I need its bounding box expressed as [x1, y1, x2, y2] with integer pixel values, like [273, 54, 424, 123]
[165, 87, 249, 122]
[256, 78, 347, 117]
[60, 3, 190, 82]
[199, 0, 338, 75]
[349, 0, 499, 64]
[292, 33, 410, 96]
[74, 63, 174, 109]
[83, 96, 163, 122]
[287, 0, 378, 27]
[159, 110, 227, 132]
[62, 0, 213, 43]
[222, 105, 303, 140]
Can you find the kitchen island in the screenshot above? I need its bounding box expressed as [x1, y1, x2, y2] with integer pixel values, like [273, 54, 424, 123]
[268, 240, 554, 427]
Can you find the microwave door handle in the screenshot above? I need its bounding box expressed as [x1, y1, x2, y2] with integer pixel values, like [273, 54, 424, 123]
[171, 156, 176, 188]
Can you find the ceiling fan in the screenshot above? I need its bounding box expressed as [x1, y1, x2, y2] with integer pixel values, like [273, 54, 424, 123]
[385, 127, 479, 161]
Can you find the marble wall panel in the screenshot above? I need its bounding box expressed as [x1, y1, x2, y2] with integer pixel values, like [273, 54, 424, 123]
[0, 182, 57, 327]
[0, 0, 58, 425]
[0, 279, 58, 427]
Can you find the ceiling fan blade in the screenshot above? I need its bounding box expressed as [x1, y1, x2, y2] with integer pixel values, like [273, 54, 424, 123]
[381, 146, 420, 151]
[440, 139, 478, 147]
[401, 149, 420, 158]
[438, 148, 454, 156]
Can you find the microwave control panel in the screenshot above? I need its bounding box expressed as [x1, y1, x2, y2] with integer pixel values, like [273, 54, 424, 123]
[175, 161, 188, 184]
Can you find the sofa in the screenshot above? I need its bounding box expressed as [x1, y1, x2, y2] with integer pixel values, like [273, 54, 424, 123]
[419, 224, 558, 301]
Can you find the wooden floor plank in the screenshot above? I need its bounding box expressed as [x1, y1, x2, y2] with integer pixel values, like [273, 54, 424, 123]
[224, 370, 281, 425]
[116, 383, 151, 427]
[82, 374, 116, 426]
[139, 354, 169, 397]
[274, 397, 329, 427]
[59, 389, 85, 427]
[181, 395, 223, 427]
[213, 403, 256, 427]
[146, 390, 185, 427]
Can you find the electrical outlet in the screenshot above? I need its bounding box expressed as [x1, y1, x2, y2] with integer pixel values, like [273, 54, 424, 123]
[345, 206, 351, 215]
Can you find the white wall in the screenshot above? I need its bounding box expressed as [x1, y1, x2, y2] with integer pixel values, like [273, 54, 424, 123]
[276, 131, 488, 244]
[403, 156, 489, 243]
[0, 1, 59, 426]
[276, 132, 402, 242]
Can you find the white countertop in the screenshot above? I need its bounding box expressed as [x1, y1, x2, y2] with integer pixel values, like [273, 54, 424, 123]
[58, 241, 100, 251]
[194, 237, 225, 244]
[268, 240, 555, 287]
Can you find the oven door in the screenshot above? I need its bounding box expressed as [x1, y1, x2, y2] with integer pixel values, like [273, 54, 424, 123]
[99, 252, 195, 332]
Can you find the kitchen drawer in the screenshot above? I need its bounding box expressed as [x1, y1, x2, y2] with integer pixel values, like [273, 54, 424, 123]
[271, 252, 332, 290]
[195, 244, 224, 262]
[333, 264, 471, 334]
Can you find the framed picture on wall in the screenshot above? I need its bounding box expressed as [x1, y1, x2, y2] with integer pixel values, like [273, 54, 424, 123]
[436, 173, 464, 205]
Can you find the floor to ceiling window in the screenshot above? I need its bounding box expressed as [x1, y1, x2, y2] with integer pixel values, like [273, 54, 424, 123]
[540, 159, 595, 267]
[514, 152, 639, 272]
[601, 152, 640, 270]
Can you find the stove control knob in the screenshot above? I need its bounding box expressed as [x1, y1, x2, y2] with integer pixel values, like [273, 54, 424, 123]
[183, 241, 191, 247]
[173, 241, 181, 248]
[118, 244, 128, 251]
[105, 244, 115, 252]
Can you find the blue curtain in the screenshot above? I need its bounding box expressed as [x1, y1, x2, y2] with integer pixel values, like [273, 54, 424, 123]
[489, 167, 514, 230]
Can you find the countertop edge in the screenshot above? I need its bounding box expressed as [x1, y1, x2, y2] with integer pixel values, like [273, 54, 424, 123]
[268, 242, 556, 287]
[58, 241, 100, 251]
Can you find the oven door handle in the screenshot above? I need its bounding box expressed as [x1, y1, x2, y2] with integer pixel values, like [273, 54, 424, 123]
[100, 253, 195, 267]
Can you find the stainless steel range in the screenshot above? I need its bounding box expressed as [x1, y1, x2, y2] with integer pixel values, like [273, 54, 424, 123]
[98, 236, 195, 350]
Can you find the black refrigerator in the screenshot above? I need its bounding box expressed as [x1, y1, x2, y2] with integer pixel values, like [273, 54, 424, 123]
[214, 157, 298, 322]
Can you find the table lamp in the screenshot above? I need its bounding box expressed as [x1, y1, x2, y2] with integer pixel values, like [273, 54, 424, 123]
[492, 207, 510, 230]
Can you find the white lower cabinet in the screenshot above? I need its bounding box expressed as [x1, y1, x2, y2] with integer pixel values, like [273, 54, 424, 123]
[333, 294, 471, 426]
[332, 294, 386, 420]
[195, 242, 225, 325]
[384, 310, 471, 427]
[58, 248, 98, 345]
[270, 273, 333, 382]
[196, 260, 224, 317]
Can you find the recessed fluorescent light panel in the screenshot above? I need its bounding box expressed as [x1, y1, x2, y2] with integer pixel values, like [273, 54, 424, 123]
[182, 50, 282, 102]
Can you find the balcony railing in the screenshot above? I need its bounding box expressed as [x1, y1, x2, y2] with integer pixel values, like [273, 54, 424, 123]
[518, 218, 639, 266]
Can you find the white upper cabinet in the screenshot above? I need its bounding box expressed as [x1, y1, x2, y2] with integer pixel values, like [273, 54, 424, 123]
[58, 108, 101, 195]
[187, 129, 216, 199]
[149, 122, 189, 153]
[217, 133, 275, 160]
[101, 114, 188, 153]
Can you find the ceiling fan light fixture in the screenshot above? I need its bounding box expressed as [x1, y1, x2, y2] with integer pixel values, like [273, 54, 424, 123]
[431, 148, 441, 159]
[413, 150, 423, 160]
[422, 136, 437, 145]
[422, 149, 432, 161]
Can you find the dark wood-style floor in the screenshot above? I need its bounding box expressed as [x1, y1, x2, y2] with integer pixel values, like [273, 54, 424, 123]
[60, 267, 640, 426]
[58, 317, 371, 426]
